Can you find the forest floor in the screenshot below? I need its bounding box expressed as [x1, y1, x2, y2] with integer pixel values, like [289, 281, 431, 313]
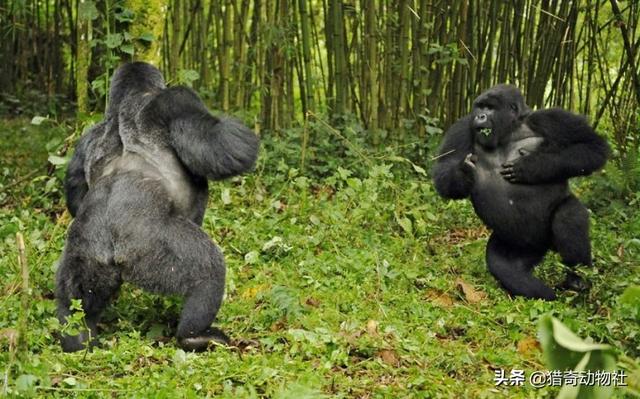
[0, 117, 638, 398]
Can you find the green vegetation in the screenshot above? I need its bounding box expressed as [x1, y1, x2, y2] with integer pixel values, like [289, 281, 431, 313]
[1, 117, 638, 397]
[1, 1, 639, 397]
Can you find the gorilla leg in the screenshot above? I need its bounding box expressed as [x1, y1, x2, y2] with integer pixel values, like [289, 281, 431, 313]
[176, 280, 230, 351]
[552, 196, 591, 291]
[56, 252, 122, 352]
[116, 217, 228, 351]
[486, 234, 555, 300]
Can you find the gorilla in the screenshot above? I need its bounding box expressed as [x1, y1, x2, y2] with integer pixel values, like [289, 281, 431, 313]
[432, 85, 609, 300]
[57, 62, 260, 352]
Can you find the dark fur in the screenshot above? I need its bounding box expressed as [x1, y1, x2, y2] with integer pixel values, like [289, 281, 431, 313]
[57, 62, 260, 352]
[432, 85, 608, 300]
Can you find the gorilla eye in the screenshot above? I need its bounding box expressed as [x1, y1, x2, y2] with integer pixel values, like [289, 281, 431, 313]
[510, 103, 518, 112]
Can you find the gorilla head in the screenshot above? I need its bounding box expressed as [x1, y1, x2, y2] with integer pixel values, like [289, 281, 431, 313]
[470, 85, 530, 149]
[107, 62, 166, 117]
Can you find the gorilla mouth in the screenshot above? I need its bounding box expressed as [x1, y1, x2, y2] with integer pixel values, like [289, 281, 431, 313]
[479, 128, 492, 137]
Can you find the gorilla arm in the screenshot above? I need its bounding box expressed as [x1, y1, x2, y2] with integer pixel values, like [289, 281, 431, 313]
[63, 122, 105, 217]
[141, 86, 260, 181]
[432, 115, 476, 199]
[501, 109, 609, 184]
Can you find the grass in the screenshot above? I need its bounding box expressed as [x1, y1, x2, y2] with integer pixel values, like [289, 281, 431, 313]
[0, 117, 638, 398]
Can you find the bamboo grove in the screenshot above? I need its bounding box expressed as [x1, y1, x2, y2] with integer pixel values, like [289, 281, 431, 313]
[1, 0, 639, 155]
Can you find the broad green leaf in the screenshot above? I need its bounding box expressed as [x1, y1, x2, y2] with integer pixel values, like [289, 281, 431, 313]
[31, 116, 47, 125]
[221, 188, 232, 205]
[262, 236, 283, 252]
[63, 377, 77, 386]
[138, 32, 155, 42]
[177, 69, 200, 87]
[78, 0, 98, 20]
[15, 374, 37, 392]
[173, 349, 187, 365]
[539, 315, 617, 399]
[105, 33, 123, 49]
[114, 7, 135, 22]
[48, 154, 68, 166]
[244, 250, 259, 265]
[45, 177, 57, 192]
[120, 43, 134, 55]
[619, 285, 640, 321]
[397, 216, 412, 234]
[547, 318, 612, 353]
[412, 163, 427, 176]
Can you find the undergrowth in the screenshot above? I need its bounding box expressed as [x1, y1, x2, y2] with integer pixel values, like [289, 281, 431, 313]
[0, 116, 638, 398]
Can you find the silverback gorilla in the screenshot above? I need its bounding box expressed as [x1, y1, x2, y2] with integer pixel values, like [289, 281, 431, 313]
[433, 85, 608, 300]
[57, 62, 260, 351]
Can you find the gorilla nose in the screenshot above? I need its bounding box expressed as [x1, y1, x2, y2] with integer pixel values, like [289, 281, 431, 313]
[476, 113, 487, 123]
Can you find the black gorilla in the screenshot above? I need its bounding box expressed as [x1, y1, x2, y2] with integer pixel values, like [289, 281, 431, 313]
[57, 62, 260, 352]
[432, 85, 608, 300]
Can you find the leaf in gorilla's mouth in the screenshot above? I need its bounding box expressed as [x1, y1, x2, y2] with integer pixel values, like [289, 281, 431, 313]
[479, 128, 492, 137]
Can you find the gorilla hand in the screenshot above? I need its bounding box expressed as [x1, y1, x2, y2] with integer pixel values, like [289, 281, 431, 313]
[464, 153, 477, 169]
[500, 149, 531, 183]
[460, 153, 477, 183]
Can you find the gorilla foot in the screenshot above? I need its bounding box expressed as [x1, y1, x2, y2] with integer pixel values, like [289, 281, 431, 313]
[178, 327, 230, 352]
[59, 332, 99, 353]
[532, 287, 557, 301]
[507, 284, 556, 301]
[557, 272, 590, 292]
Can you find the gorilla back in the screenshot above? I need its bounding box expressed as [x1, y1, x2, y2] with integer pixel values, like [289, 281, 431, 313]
[433, 85, 608, 300]
[57, 62, 260, 352]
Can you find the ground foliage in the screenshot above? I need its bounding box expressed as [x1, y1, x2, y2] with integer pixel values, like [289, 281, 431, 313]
[0, 117, 638, 398]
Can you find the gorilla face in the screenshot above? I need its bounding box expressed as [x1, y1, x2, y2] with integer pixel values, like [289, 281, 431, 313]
[471, 85, 529, 149]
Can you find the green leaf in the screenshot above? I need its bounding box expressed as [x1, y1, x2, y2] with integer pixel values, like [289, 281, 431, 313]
[221, 188, 232, 205]
[425, 125, 443, 135]
[78, 0, 99, 20]
[619, 285, 640, 321]
[91, 76, 108, 96]
[45, 177, 57, 192]
[269, 285, 302, 317]
[538, 315, 617, 399]
[63, 377, 77, 386]
[244, 250, 259, 265]
[547, 317, 612, 353]
[120, 43, 134, 55]
[31, 116, 47, 125]
[48, 154, 68, 166]
[177, 69, 200, 87]
[397, 216, 412, 235]
[412, 163, 427, 176]
[105, 33, 123, 49]
[145, 323, 166, 339]
[173, 349, 187, 365]
[138, 31, 155, 42]
[114, 7, 135, 22]
[15, 374, 38, 392]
